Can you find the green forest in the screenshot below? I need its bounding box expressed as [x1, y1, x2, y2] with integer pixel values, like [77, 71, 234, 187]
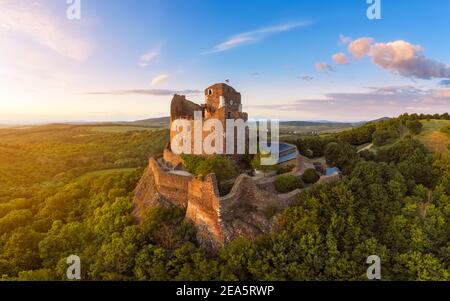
[0, 115, 449, 281]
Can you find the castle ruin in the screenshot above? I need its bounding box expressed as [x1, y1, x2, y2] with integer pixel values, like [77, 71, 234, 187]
[170, 83, 248, 155]
[132, 83, 341, 250]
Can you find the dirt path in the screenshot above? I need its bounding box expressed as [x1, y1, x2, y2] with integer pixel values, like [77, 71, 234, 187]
[357, 143, 373, 153]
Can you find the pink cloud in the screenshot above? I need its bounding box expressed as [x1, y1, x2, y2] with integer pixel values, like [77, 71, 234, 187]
[348, 37, 374, 59]
[367, 40, 450, 79]
[338, 34, 450, 79]
[332, 52, 350, 65]
[249, 85, 450, 121]
[315, 62, 335, 73]
[432, 89, 450, 98]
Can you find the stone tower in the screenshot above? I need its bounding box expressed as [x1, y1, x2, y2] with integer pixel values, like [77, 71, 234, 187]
[170, 83, 248, 155]
[204, 83, 246, 121]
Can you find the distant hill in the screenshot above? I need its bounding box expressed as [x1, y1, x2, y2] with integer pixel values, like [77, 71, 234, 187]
[128, 118, 358, 127]
[128, 117, 170, 127]
[352, 117, 392, 127]
[123, 117, 359, 135]
[123, 117, 365, 135]
[0, 116, 397, 137]
[1, 116, 389, 129]
[280, 121, 355, 127]
[371, 117, 392, 122]
[279, 120, 356, 135]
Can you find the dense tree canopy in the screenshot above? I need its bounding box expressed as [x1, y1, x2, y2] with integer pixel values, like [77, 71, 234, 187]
[301, 168, 320, 184]
[406, 120, 424, 135]
[0, 117, 449, 281]
[275, 175, 304, 193]
[324, 141, 358, 173]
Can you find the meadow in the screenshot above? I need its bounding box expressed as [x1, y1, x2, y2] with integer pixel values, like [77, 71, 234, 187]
[417, 120, 450, 153]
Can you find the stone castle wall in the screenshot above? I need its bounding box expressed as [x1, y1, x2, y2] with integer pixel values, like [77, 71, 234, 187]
[163, 144, 185, 168]
[135, 154, 342, 249]
[135, 155, 281, 249]
[186, 174, 224, 248]
[148, 157, 191, 208]
[170, 94, 202, 121]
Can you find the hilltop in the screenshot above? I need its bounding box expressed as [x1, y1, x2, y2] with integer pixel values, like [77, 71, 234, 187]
[417, 120, 450, 153]
[362, 119, 450, 154]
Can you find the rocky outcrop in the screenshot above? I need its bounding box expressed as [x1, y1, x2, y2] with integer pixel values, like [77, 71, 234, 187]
[133, 155, 342, 250]
[133, 157, 280, 250]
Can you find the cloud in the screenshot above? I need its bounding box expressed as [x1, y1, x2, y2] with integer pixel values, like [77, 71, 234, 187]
[248, 85, 450, 121]
[315, 62, 335, 73]
[299, 75, 314, 81]
[84, 89, 201, 96]
[336, 35, 450, 79]
[206, 36, 256, 54]
[332, 52, 350, 65]
[348, 37, 374, 59]
[0, 1, 92, 61]
[367, 85, 426, 96]
[139, 44, 162, 67]
[339, 34, 352, 45]
[432, 89, 450, 98]
[367, 40, 450, 79]
[203, 21, 310, 54]
[151, 74, 170, 86]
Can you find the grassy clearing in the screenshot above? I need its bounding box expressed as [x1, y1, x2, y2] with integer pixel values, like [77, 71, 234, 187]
[77, 167, 138, 180]
[88, 125, 156, 133]
[366, 120, 450, 154]
[417, 120, 450, 154]
[280, 124, 354, 136]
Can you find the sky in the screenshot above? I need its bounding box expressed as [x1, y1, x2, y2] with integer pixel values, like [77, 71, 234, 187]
[1, 0, 450, 123]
